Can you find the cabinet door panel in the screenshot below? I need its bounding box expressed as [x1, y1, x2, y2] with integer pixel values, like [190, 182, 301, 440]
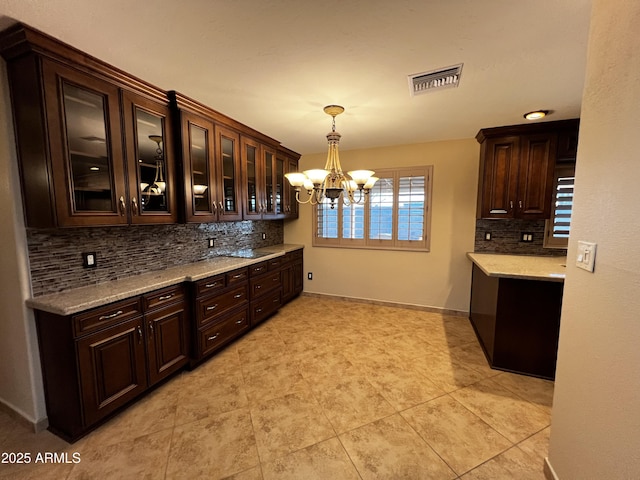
[123, 91, 177, 223]
[146, 304, 189, 386]
[242, 136, 261, 218]
[43, 59, 128, 226]
[479, 136, 520, 218]
[77, 317, 147, 425]
[182, 113, 217, 222]
[518, 134, 557, 218]
[216, 125, 243, 220]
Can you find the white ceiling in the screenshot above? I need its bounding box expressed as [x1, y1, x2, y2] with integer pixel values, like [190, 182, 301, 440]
[0, 0, 592, 155]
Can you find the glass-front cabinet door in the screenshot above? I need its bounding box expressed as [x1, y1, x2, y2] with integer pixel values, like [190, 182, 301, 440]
[242, 136, 262, 219]
[180, 112, 216, 222]
[262, 145, 278, 218]
[286, 156, 300, 218]
[122, 91, 177, 224]
[215, 125, 242, 221]
[43, 60, 128, 226]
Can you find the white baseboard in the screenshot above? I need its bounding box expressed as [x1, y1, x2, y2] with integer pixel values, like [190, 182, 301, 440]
[301, 291, 469, 317]
[544, 457, 560, 480]
[0, 398, 48, 433]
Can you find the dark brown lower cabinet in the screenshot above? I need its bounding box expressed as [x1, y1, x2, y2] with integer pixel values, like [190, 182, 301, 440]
[191, 267, 250, 365]
[249, 260, 282, 327]
[35, 285, 188, 442]
[281, 249, 303, 303]
[145, 302, 190, 386]
[34, 249, 303, 442]
[77, 316, 148, 427]
[469, 264, 563, 380]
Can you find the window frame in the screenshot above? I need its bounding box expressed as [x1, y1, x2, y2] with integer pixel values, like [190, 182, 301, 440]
[544, 163, 575, 249]
[312, 166, 433, 252]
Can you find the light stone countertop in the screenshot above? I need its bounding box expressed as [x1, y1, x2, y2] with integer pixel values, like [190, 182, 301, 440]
[27, 244, 304, 316]
[467, 252, 566, 282]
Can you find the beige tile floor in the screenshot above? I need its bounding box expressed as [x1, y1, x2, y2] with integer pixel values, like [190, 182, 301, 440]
[0, 296, 554, 479]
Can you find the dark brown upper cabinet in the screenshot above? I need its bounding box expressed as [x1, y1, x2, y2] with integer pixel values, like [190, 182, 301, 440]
[241, 135, 281, 220]
[0, 23, 178, 227]
[476, 119, 579, 220]
[170, 92, 244, 222]
[277, 147, 301, 220]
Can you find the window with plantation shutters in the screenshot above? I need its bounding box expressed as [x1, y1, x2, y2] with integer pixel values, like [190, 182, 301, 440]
[313, 166, 432, 251]
[544, 164, 575, 248]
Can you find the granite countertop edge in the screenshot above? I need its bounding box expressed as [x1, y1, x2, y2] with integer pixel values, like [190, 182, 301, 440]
[27, 244, 304, 316]
[466, 252, 566, 283]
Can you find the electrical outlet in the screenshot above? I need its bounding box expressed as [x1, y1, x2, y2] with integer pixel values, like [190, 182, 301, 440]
[521, 232, 534, 242]
[484, 232, 492, 241]
[82, 252, 97, 268]
[261, 233, 266, 240]
[208, 238, 215, 248]
[307, 272, 313, 280]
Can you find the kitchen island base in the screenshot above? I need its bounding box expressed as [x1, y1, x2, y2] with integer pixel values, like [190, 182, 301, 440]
[469, 264, 563, 380]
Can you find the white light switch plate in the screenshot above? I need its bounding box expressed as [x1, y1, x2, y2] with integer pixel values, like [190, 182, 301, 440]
[576, 241, 597, 272]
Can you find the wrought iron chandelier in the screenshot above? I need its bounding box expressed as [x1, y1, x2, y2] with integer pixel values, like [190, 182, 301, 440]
[285, 105, 378, 209]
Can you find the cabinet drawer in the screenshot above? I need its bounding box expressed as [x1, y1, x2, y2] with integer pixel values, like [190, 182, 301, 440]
[227, 268, 248, 285]
[267, 257, 283, 271]
[251, 291, 281, 326]
[197, 284, 248, 326]
[143, 284, 185, 311]
[195, 274, 226, 297]
[250, 271, 281, 297]
[199, 308, 249, 358]
[288, 250, 303, 262]
[249, 261, 268, 277]
[73, 297, 142, 338]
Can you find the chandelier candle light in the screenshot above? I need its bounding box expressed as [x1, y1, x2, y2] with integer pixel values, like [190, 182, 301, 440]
[285, 105, 378, 209]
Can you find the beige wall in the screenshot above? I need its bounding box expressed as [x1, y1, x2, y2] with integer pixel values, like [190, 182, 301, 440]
[0, 60, 46, 424]
[547, 0, 640, 478]
[284, 138, 479, 313]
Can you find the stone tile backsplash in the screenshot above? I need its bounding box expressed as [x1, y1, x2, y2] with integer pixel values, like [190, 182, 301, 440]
[474, 219, 566, 256]
[27, 220, 284, 297]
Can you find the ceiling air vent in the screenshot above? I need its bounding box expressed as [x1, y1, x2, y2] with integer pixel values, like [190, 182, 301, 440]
[409, 63, 463, 96]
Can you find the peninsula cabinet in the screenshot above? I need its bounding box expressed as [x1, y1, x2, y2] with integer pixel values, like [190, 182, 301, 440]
[469, 264, 563, 379]
[170, 92, 244, 222]
[476, 119, 579, 220]
[34, 285, 189, 441]
[0, 23, 178, 227]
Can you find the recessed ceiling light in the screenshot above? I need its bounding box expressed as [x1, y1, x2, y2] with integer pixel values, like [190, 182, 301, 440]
[524, 110, 549, 120]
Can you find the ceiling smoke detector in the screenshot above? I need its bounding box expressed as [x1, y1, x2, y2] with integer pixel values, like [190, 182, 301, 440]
[409, 64, 463, 96]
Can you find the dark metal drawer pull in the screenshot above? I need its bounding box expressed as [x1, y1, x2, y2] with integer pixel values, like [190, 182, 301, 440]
[273, 299, 279, 303]
[208, 333, 220, 341]
[256, 308, 263, 313]
[235, 319, 244, 324]
[158, 294, 174, 301]
[205, 282, 221, 288]
[99, 310, 123, 321]
[206, 304, 218, 311]
[232, 273, 244, 279]
[233, 294, 243, 299]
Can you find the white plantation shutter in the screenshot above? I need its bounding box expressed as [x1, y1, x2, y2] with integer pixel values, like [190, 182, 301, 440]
[545, 164, 575, 248]
[313, 166, 432, 251]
